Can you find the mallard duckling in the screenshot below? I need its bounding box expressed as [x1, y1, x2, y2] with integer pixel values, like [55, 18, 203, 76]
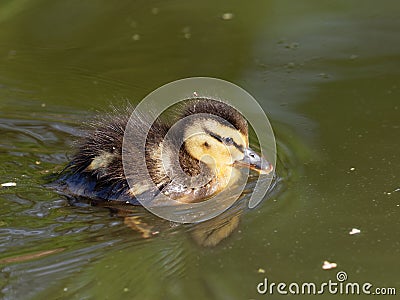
[56, 98, 273, 208]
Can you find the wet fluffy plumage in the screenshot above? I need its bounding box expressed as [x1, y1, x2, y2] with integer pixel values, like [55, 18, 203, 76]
[56, 98, 250, 205]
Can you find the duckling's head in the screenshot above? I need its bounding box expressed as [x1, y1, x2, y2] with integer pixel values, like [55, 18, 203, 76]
[178, 99, 273, 182]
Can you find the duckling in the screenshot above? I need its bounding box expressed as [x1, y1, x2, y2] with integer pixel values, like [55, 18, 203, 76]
[56, 98, 272, 216]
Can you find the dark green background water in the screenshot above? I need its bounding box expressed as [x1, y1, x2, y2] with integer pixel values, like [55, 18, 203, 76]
[0, 1, 399, 299]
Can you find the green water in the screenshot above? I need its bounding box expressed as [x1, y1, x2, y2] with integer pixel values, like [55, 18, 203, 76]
[1, 1, 399, 299]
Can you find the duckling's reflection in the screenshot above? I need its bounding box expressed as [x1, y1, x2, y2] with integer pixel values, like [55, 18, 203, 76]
[189, 198, 243, 247]
[97, 174, 277, 247]
[104, 199, 242, 247]
[103, 200, 241, 247]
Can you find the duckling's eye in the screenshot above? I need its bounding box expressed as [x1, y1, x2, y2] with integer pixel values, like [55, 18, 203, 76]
[224, 137, 234, 145]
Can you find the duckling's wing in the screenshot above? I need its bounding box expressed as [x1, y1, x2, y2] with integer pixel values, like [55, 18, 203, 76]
[54, 165, 140, 205]
[53, 105, 162, 206]
[54, 156, 168, 206]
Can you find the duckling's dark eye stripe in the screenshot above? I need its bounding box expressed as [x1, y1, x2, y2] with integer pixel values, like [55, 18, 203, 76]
[231, 140, 244, 152]
[202, 129, 219, 141]
[205, 129, 244, 152]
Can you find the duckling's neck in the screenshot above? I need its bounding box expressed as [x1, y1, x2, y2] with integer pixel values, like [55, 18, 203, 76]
[178, 146, 202, 177]
[159, 144, 241, 203]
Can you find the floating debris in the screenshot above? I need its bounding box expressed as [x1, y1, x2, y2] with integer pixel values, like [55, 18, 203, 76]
[322, 260, 337, 270]
[349, 167, 355, 171]
[349, 228, 361, 235]
[221, 12, 234, 20]
[1, 182, 16, 187]
[182, 26, 191, 39]
[286, 62, 296, 69]
[258, 268, 266, 274]
[285, 42, 299, 49]
[318, 73, 330, 79]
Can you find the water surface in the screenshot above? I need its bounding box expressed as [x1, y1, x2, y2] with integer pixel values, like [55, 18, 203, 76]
[0, 1, 399, 299]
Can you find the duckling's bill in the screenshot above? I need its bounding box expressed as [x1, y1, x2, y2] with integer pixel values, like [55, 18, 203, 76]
[234, 147, 273, 175]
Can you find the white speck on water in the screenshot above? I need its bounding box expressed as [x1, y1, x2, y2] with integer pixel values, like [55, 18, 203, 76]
[182, 26, 191, 39]
[221, 12, 234, 20]
[318, 73, 330, 79]
[322, 261, 337, 270]
[1, 182, 16, 187]
[349, 228, 361, 235]
[151, 7, 159, 15]
[349, 167, 355, 171]
[258, 268, 265, 273]
[132, 34, 140, 41]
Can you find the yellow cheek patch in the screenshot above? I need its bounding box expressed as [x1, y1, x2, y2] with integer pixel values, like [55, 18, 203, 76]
[199, 143, 233, 167]
[228, 146, 244, 162]
[215, 165, 242, 190]
[186, 132, 245, 168]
